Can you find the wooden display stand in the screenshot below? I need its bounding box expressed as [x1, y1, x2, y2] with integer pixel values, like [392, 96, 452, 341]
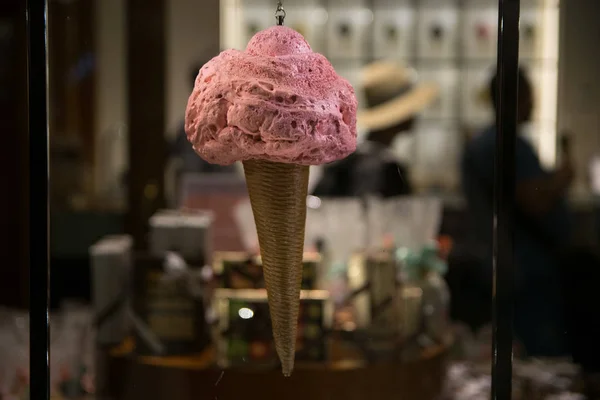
[105, 341, 448, 400]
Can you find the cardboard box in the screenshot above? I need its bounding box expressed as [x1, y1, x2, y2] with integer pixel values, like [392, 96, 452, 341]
[132, 253, 211, 356]
[149, 209, 214, 263]
[213, 251, 321, 290]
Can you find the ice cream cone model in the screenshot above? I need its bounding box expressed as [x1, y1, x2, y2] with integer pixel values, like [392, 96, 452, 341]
[185, 25, 357, 375]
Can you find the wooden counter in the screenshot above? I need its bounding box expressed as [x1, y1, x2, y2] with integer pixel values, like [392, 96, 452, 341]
[105, 343, 448, 400]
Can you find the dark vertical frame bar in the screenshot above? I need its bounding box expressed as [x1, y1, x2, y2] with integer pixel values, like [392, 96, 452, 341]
[491, 0, 520, 399]
[0, 0, 29, 309]
[26, 0, 50, 399]
[125, 0, 166, 249]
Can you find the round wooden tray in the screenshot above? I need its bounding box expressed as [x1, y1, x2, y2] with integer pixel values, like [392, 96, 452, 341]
[102, 343, 448, 400]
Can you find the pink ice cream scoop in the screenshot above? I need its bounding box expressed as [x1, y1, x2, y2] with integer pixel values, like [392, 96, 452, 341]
[185, 25, 357, 166]
[184, 26, 357, 377]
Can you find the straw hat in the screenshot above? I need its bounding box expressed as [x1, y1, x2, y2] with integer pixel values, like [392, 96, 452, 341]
[357, 61, 440, 131]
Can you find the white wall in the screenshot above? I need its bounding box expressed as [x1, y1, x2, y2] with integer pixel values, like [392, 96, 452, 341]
[165, 0, 220, 137]
[93, 0, 599, 197]
[94, 0, 127, 201]
[557, 0, 600, 194]
[94, 0, 221, 198]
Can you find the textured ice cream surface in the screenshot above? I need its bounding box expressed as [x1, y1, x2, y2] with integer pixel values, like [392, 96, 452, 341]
[185, 26, 357, 166]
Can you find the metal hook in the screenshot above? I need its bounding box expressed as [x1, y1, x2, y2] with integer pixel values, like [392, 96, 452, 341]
[275, 1, 286, 26]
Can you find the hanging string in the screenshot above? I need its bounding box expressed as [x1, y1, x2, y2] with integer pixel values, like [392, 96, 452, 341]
[275, 1, 286, 25]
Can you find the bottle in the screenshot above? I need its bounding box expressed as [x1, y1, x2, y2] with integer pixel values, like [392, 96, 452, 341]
[397, 244, 450, 347]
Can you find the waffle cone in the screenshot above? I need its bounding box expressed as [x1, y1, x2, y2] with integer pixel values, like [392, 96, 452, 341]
[243, 159, 309, 376]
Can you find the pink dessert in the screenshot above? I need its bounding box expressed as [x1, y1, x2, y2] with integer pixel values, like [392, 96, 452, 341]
[185, 26, 357, 166]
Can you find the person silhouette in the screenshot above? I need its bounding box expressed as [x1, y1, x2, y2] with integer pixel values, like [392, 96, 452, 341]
[461, 66, 573, 357]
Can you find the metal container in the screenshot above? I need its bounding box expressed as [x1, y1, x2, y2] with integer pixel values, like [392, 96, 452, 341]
[347, 250, 400, 331]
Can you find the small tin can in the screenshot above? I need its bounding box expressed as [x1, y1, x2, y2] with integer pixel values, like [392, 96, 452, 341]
[346, 250, 407, 361]
[347, 250, 401, 331]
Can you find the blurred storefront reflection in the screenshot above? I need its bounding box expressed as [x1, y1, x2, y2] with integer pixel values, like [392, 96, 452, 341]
[6, 0, 600, 398]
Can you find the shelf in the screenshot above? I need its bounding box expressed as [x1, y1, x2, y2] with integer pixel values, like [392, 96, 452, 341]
[103, 343, 448, 400]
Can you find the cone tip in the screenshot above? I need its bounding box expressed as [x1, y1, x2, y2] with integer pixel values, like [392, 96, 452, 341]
[275, 326, 298, 376]
[282, 360, 294, 377]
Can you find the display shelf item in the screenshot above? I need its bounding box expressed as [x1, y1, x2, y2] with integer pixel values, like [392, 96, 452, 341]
[212, 251, 322, 290]
[520, 7, 542, 60]
[416, 6, 459, 60]
[373, 6, 416, 60]
[373, 0, 412, 7]
[219, 0, 561, 185]
[326, 4, 372, 60]
[212, 251, 263, 289]
[282, 1, 328, 53]
[214, 289, 333, 368]
[462, 0, 498, 6]
[132, 254, 212, 357]
[148, 209, 214, 263]
[418, 0, 459, 7]
[416, 65, 460, 120]
[346, 251, 400, 331]
[89, 235, 133, 346]
[462, 7, 498, 60]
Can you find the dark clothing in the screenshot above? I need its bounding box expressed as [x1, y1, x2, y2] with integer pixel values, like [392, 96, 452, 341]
[462, 125, 572, 356]
[562, 248, 600, 373]
[172, 122, 237, 174]
[312, 140, 412, 198]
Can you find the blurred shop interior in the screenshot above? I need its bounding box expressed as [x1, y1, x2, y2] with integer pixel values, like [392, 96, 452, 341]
[2, 0, 600, 398]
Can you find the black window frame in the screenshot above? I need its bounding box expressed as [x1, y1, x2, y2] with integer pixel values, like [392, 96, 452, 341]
[26, 0, 522, 398]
